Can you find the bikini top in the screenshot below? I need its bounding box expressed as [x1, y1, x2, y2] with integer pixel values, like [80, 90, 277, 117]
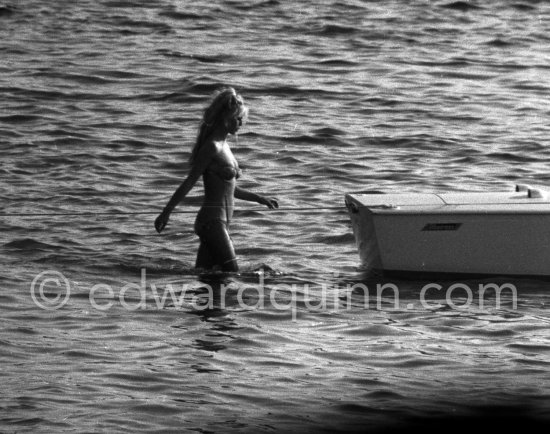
[205, 161, 242, 181]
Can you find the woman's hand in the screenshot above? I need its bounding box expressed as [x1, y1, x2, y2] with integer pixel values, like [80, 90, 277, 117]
[154, 208, 171, 233]
[258, 196, 279, 209]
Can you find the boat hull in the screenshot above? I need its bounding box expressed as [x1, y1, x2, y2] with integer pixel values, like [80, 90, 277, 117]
[345, 188, 550, 277]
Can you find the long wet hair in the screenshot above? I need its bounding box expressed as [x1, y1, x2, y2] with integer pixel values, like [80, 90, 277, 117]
[189, 87, 249, 165]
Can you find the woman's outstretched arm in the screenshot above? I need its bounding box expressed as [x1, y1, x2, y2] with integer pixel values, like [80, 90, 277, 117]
[234, 186, 278, 209]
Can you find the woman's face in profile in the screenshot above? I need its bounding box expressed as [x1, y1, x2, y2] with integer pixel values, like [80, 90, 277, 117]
[225, 114, 243, 135]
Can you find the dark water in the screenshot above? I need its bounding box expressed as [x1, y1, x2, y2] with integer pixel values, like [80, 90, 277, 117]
[1, 0, 549, 432]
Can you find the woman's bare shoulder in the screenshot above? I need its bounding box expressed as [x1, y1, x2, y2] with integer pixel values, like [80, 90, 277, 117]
[199, 139, 224, 156]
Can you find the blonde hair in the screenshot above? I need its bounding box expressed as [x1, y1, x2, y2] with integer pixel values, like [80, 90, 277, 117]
[190, 87, 248, 165]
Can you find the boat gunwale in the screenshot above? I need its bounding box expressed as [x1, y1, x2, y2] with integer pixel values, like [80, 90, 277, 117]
[358, 206, 550, 215]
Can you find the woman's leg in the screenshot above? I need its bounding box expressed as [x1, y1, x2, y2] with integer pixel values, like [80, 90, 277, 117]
[196, 220, 238, 272]
[195, 240, 215, 270]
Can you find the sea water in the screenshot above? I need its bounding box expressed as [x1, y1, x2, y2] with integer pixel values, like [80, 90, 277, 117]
[1, 1, 549, 432]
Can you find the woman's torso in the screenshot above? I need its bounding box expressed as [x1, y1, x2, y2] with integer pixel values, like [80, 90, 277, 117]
[194, 142, 240, 232]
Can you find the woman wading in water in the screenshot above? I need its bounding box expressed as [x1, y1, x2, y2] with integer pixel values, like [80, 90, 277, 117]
[154, 87, 278, 272]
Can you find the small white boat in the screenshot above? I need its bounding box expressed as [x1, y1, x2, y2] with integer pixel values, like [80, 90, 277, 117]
[345, 185, 550, 277]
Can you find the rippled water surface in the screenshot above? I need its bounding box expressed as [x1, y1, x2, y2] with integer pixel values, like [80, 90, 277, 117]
[1, 0, 550, 432]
